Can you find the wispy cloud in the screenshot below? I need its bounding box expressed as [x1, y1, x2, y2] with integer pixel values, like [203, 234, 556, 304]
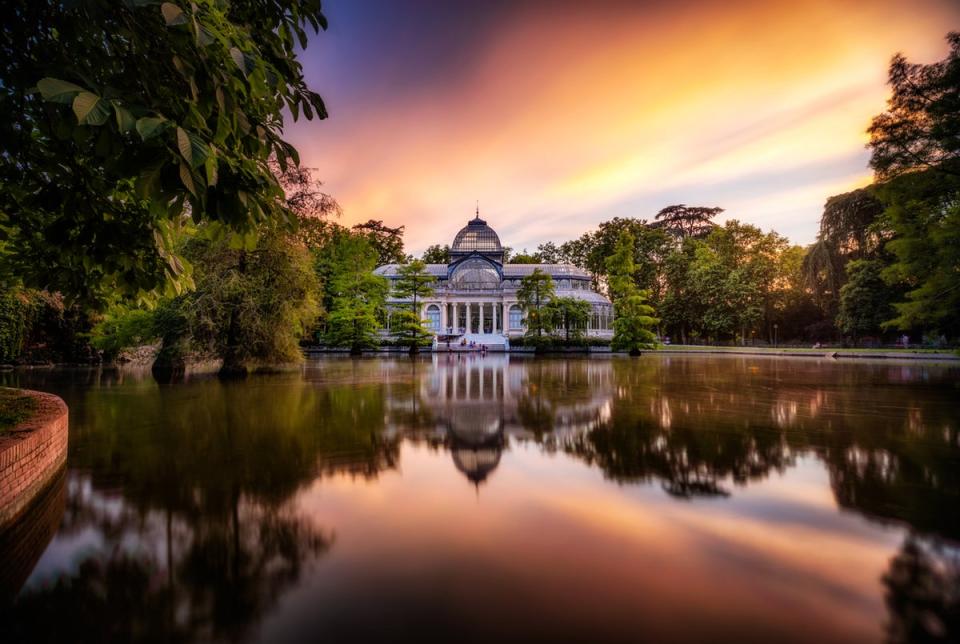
[289, 0, 959, 253]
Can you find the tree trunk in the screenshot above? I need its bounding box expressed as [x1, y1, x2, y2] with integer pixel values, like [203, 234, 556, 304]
[219, 307, 248, 378]
[219, 251, 248, 378]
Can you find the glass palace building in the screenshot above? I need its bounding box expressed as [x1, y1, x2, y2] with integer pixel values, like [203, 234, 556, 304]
[374, 213, 613, 346]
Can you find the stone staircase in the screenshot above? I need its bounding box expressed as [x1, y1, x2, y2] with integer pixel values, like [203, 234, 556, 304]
[438, 333, 509, 352]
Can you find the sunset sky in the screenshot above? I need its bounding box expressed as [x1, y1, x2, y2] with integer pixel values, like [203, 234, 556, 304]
[287, 0, 960, 255]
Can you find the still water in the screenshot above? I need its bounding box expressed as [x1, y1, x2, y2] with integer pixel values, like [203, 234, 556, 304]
[1, 355, 958, 643]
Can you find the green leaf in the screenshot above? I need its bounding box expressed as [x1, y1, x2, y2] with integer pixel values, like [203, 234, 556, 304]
[37, 77, 85, 104]
[161, 2, 187, 26]
[73, 92, 111, 125]
[204, 156, 218, 187]
[229, 47, 249, 76]
[135, 116, 167, 140]
[176, 126, 208, 167]
[179, 162, 197, 197]
[112, 103, 136, 132]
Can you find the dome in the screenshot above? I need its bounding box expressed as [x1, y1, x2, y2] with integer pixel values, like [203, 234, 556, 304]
[451, 215, 502, 254]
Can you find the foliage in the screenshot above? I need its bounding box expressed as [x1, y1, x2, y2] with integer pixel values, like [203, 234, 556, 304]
[421, 244, 450, 264]
[864, 35, 960, 338]
[0, 0, 329, 304]
[0, 288, 97, 363]
[509, 251, 541, 264]
[545, 296, 591, 343]
[152, 229, 320, 374]
[606, 232, 658, 353]
[877, 174, 960, 335]
[558, 217, 674, 300]
[352, 220, 406, 266]
[0, 290, 31, 363]
[652, 204, 722, 239]
[868, 32, 960, 180]
[323, 235, 387, 353]
[89, 306, 158, 362]
[516, 268, 556, 342]
[837, 259, 897, 340]
[391, 260, 436, 352]
[802, 188, 887, 322]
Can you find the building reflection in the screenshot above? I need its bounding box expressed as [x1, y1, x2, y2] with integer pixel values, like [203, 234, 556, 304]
[384, 355, 614, 485]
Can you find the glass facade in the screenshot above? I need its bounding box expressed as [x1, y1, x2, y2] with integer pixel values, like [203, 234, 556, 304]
[450, 258, 501, 290]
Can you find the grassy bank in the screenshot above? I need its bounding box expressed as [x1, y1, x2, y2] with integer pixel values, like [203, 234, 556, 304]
[0, 388, 37, 433]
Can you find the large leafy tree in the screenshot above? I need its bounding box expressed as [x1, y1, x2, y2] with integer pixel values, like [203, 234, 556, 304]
[803, 188, 887, 323]
[545, 296, 591, 344]
[420, 244, 450, 264]
[152, 229, 319, 376]
[606, 232, 658, 354]
[867, 33, 960, 338]
[390, 259, 435, 353]
[0, 0, 328, 304]
[868, 32, 960, 180]
[652, 204, 722, 239]
[836, 259, 897, 342]
[352, 220, 406, 266]
[517, 268, 556, 343]
[323, 236, 387, 354]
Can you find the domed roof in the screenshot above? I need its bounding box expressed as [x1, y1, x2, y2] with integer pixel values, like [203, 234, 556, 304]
[451, 214, 502, 254]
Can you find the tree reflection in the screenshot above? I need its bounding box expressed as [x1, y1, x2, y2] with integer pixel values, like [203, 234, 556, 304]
[8, 477, 331, 643]
[883, 536, 960, 643]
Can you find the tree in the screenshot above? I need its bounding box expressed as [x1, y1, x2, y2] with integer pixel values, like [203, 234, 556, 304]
[535, 242, 563, 264]
[421, 244, 450, 264]
[878, 176, 960, 336]
[546, 296, 591, 344]
[803, 188, 887, 328]
[868, 32, 960, 180]
[509, 250, 541, 264]
[837, 259, 897, 343]
[324, 236, 387, 355]
[653, 205, 722, 239]
[606, 232, 658, 354]
[391, 260, 436, 353]
[148, 229, 320, 377]
[0, 0, 329, 304]
[517, 269, 556, 344]
[353, 220, 406, 266]
[866, 35, 960, 339]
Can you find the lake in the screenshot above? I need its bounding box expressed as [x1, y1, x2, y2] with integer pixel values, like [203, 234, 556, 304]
[1, 355, 958, 643]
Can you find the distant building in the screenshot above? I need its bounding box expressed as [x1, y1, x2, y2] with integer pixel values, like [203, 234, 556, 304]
[374, 211, 614, 345]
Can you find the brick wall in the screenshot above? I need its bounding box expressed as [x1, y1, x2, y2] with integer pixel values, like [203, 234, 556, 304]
[0, 390, 69, 527]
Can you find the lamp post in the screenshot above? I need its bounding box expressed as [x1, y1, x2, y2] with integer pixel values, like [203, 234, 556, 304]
[773, 323, 779, 348]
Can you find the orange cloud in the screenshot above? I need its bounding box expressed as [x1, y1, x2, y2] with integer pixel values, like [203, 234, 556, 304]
[292, 0, 960, 253]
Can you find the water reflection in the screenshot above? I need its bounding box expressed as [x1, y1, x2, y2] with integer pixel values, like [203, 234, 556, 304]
[1, 356, 958, 642]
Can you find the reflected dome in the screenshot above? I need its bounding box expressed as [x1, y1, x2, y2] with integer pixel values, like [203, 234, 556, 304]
[451, 446, 502, 485]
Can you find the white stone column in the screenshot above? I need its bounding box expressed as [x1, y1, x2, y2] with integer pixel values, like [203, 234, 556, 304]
[466, 303, 471, 334]
[479, 303, 485, 334]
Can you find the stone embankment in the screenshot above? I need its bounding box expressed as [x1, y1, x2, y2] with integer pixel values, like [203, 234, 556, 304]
[0, 390, 69, 527]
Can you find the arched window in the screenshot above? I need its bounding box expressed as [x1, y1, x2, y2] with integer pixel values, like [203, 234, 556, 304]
[450, 258, 500, 290]
[426, 304, 441, 331]
[559, 279, 570, 289]
[509, 305, 523, 330]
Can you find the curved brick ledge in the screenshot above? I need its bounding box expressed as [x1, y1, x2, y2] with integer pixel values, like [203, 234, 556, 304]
[0, 389, 69, 528]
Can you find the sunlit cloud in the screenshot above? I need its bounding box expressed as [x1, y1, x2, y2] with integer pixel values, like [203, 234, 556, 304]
[289, 0, 960, 254]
